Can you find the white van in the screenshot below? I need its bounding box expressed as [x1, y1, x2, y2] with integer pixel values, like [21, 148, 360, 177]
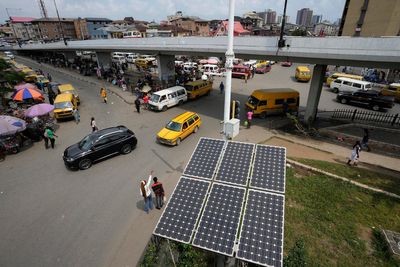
[126, 53, 138, 63]
[330, 77, 372, 93]
[112, 55, 126, 64]
[4, 51, 14, 59]
[148, 86, 187, 111]
[203, 64, 221, 76]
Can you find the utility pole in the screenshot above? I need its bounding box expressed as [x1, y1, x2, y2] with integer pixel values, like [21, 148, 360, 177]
[5, 8, 22, 47]
[278, 0, 288, 48]
[53, 0, 67, 45]
[222, 0, 235, 140]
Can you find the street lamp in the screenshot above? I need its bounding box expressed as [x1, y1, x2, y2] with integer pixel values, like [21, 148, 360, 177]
[53, 0, 67, 45]
[278, 0, 288, 48]
[5, 7, 22, 47]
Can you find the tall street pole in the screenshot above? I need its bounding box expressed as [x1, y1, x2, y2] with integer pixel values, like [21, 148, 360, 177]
[53, 0, 67, 45]
[6, 8, 21, 47]
[223, 0, 235, 139]
[278, 0, 288, 47]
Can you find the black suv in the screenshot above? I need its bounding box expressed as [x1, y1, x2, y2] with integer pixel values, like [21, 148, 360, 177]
[63, 126, 137, 170]
[336, 90, 395, 111]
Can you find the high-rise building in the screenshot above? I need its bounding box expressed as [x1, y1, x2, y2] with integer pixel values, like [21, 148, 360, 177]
[266, 9, 277, 24]
[277, 15, 290, 25]
[296, 8, 313, 26]
[311, 15, 322, 25]
[339, 0, 400, 36]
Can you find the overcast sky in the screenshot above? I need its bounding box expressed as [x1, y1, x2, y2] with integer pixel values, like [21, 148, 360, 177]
[1, 0, 345, 24]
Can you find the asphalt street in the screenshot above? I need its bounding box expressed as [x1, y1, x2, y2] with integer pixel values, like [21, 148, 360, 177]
[1, 58, 399, 267]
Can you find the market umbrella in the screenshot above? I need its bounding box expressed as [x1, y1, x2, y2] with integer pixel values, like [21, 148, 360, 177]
[12, 87, 44, 101]
[25, 103, 54, 118]
[0, 116, 26, 136]
[14, 83, 37, 91]
[199, 59, 208, 64]
[207, 58, 219, 64]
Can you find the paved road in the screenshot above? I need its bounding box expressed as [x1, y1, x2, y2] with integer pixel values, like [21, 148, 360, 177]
[1, 58, 399, 267]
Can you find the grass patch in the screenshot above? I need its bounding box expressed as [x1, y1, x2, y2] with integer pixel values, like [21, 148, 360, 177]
[284, 167, 400, 266]
[290, 157, 400, 196]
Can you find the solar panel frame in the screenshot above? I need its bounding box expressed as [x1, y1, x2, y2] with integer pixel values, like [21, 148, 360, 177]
[249, 144, 286, 194]
[153, 176, 211, 244]
[236, 189, 285, 267]
[215, 141, 255, 187]
[182, 137, 226, 180]
[192, 182, 246, 257]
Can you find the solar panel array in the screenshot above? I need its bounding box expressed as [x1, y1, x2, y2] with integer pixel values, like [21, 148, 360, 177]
[153, 177, 210, 243]
[183, 138, 225, 179]
[154, 138, 286, 267]
[216, 142, 255, 186]
[193, 183, 246, 256]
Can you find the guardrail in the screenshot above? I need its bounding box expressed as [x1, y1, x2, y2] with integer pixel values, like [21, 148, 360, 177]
[332, 109, 400, 127]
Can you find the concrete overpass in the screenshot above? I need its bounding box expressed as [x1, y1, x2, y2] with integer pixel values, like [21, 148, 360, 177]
[11, 36, 400, 123]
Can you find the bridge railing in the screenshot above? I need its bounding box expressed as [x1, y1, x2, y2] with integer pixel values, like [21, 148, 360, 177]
[331, 109, 400, 127]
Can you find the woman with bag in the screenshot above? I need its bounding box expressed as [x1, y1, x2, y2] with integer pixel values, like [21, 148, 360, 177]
[140, 171, 154, 214]
[151, 177, 165, 209]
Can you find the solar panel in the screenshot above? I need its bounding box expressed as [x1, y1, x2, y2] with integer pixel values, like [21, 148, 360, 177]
[237, 190, 285, 267]
[193, 183, 246, 256]
[215, 142, 255, 186]
[153, 176, 210, 243]
[183, 138, 226, 180]
[250, 145, 286, 193]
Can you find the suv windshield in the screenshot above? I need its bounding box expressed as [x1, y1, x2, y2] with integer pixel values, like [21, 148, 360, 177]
[150, 94, 160, 103]
[79, 135, 96, 150]
[166, 121, 182, 132]
[54, 101, 72, 109]
[248, 96, 260, 106]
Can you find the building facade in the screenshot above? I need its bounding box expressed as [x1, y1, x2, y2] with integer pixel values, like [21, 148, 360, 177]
[85, 18, 112, 39]
[277, 15, 290, 25]
[32, 18, 77, 41]
[296, 8, 313, 26]
[169, 17, 209, 36]
[311, 15, 323, 25]
[314, 21, 338, 36]
[74, 18, 89, 40]
[339, 0, 400, 36]
[8, 17, 39, 41]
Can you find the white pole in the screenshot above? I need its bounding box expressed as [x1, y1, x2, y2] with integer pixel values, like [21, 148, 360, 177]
[223, 0, 235, 139]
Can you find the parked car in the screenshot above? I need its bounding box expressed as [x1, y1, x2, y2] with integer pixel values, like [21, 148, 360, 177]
[157, 112, 201, 146]
[336, 90, 395, 111]
[232, 65, 251, 79]
[330, 77, 372, 93]
[380, 83, 400, 102]
[281, 61, 292, 67]
[63, 126, 137, 170]
[255, 64, 271, 74]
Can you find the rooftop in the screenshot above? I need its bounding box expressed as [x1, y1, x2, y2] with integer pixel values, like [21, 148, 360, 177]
[33, 17, 75, 22]
[10, 16, 36, 23]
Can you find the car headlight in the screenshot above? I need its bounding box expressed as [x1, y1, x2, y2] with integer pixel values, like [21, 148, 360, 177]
[66, 157, 74, 162]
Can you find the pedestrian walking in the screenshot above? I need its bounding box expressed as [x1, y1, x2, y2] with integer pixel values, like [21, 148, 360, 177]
[140, 171, 154, 214]
[361, 128, 371, 152]
[43, 128, 49, 149]
[100, 87, 107, 103]
[142, 94, 149, 110]
[347, 141, 361, 166]
[251, 66, 255, 78]
[91, 117, 98, 132]
[45, 126, 58, 149]
[47, 73, 52, 82]
[135, 97, 141, 113]
[246, 110, 253, 129]
[73, 107, 80, 124]
[151, 177, 165, 209]
[219, 81, 224, 94]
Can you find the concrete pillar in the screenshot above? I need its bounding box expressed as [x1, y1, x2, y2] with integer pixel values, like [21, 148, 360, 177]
[304, 64, 327, 125]
[96, 52, 112, 70]
[157, 54, 175, 85]
[62, 51, 76, 66]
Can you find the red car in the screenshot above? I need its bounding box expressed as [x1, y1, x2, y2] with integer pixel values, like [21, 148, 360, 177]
[232, 65, 251, 79]
[281, 61, 292, 67]
[255, 64, 271, 74]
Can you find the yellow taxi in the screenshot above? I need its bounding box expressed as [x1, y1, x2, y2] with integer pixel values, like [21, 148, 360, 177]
[53, 93, 78, 120]
[58, 84, 80, 104]
[381, 83, 400, 102]
[295, 66, 311, 82]
[157, 111, 201, 146]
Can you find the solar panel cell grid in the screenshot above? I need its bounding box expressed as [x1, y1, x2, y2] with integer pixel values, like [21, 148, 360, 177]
[250, 145, 286, 193]
[183, 138, 225, 179]
[153, 177, 210, 243]
[216, 142, 254, 186]
[237, 190, 285, 267]
[193, 183, 246, 256]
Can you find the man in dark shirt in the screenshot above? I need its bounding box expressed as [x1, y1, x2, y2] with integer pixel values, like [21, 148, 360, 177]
[151, 177, 165, 209]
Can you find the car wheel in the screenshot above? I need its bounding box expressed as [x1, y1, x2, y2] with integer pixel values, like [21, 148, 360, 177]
[175, 138, 181, 146]
[333, 88, 339, 93]
[340, 98, 347, 104]
[178, 100, 184, 106]
[121, 144, 132, 154]
[193, 126, 199, 133]
[372, 105, 380, 111]
[78, 158, 92, 170]
[162, 105, 167, 112]
[259, 112, 267, 119]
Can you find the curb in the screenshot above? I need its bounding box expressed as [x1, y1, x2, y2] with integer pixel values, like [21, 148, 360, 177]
[287, 158, 400, 200]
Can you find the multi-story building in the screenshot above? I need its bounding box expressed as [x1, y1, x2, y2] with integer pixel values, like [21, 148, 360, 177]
[242, 11, 263, 28]
[74, 18, 89, 40]
[311, 15, 323, 25]
[8, 17, 39, 41]
[339, 0, 400, 36]
[277, 15, 290, 25]
[256, 9, 276, 25]
[84, 18, 112, 39]
[314, 21, 338, 36]
[32, 18, 77, 41]
[169, 16, 209, 36]
[296, 8, 313, 26]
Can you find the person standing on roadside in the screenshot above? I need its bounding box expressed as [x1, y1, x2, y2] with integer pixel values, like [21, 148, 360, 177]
[47, 73, 52, 82]
[219, 81, 224, 94]
[43, 128, 49, 149]
[347, 141, 361, 166]
[73, 106, 80, 124]
[135, 97, 141, 113]
[140, 171, 154, 214]
[361, 128, 371, 152]
[100, 87, 107, 103]
[91, 117, 98, 132]
[246, 110, 253, 129]
[151, 177, 165, 209]
[45, 126, 58, 149]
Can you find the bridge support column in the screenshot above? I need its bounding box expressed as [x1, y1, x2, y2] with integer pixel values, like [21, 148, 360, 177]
[304, 64, 327, 125]
[61, 51, 76, 67]
[157, 54, 175, 86]
[96, 52, 111, 70]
